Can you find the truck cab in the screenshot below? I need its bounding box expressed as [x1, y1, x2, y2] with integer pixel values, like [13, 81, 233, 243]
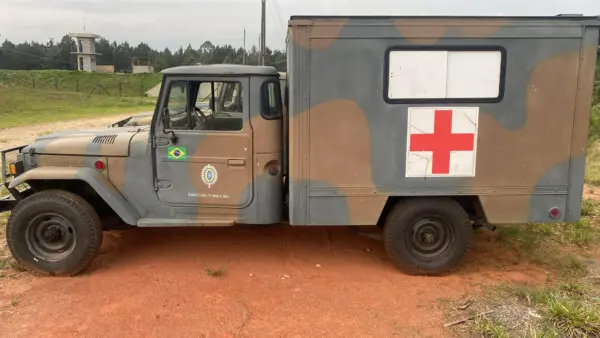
[149, 65, 285, 225]
[1, 65, 289, 276]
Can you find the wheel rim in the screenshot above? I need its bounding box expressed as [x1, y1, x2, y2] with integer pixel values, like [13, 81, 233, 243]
[406, 216, 454, 259]
[25, 212, 76, 262]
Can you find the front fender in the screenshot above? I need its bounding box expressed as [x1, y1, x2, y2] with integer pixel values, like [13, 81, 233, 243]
[9, 166, 139, 225]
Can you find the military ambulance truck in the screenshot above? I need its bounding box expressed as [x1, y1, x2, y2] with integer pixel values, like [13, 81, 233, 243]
[1, 15, 599, 277]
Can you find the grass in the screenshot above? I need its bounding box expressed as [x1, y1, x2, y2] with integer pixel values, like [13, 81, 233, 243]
[0, 212, 11, 274]
[0, 69, 162, 97]
[204, 265, 225, 278]
[0, 87, 156, 129]
[451, 195, 600, 337]
[472, 317, 511, 338]
[494, 282, 600, 337]
[585, 138, 600, 186]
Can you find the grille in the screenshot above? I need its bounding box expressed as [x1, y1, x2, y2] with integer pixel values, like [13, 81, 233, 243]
[92, 135, 118, 144]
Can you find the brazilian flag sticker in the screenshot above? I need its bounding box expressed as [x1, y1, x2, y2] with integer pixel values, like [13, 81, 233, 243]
[168, 146, 187, 160]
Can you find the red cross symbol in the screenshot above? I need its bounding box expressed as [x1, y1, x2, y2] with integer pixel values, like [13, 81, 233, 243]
[409, 109, 475, 175]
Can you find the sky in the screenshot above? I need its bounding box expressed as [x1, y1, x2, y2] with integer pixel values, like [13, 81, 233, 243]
[1, 0, 599, 51]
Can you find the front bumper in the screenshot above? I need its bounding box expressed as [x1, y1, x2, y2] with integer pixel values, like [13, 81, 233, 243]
[0, 194, 17, 213]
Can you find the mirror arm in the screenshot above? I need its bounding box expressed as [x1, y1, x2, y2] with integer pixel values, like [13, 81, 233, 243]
[166, 129, 178, 144]
[160, 108, 179, 144]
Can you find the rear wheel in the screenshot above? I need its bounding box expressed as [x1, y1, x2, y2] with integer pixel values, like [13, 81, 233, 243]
[6, 190, 103, 276]
[383, 198, 473, 276]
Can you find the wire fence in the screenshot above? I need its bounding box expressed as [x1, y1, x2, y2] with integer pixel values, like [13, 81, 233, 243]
[0, 74, 161, 97]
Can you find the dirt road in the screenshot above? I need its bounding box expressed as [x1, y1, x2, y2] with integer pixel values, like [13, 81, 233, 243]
[0, 227, 548, 338]
[0, 115, 549, 337]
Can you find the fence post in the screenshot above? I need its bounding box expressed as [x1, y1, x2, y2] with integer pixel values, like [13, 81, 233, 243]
[140, 78, 144, 97]
[76, 79, 79, 92]
[54, 79, 58, 91]
[32, 78, 35, 89]
[119, 81, 122, 97]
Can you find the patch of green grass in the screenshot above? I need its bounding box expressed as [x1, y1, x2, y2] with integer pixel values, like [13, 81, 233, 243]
[581, 198, 600, 217]
[0, 87, 156, 128]
[0, 69, 161, 97]
[499, 219, 600, 252]
[477, 281, 600, 338]
[585, 132, 600, 185]
[544, 298, 600, 337]
[513, 284, 600, 337]
[0, 212, 11, 271]
[204, 265, 225, 278]
[472, 317, 511, 338]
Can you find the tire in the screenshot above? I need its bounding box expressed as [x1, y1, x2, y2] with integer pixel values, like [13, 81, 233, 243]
[383, 197, 473, 276]
[6, 190, 103, 276]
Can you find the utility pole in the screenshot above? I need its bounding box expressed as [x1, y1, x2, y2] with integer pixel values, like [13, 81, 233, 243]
[260, 0, 266, 66]
[243, 27, 246, 65]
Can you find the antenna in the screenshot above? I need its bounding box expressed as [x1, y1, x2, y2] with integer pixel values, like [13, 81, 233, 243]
[83, 16, 86, 31]
[260, 0, 266, 66]
[243, 27, 246, 65]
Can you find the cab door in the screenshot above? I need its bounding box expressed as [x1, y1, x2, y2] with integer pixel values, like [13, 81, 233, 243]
[153, 76, 254, 212]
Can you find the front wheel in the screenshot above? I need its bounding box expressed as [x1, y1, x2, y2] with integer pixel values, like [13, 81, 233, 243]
[383, 198, 473, 276]
[6, 190, 103, 276]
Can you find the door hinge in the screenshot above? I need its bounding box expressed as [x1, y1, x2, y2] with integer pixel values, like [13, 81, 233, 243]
[154, 178, 172, 190]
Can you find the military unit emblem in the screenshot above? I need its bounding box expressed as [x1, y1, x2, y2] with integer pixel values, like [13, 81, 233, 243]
[201, 164, 218, 188]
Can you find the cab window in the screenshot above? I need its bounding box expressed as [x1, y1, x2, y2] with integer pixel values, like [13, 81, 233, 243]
[163, 79, 243, 131]
[260, 80, 282, 120]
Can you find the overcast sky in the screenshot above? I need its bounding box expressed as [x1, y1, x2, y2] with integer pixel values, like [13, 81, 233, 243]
[1, 0, 599, 51]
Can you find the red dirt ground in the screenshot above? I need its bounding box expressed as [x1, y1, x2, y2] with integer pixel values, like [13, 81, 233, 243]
[0, 226, 548, 337]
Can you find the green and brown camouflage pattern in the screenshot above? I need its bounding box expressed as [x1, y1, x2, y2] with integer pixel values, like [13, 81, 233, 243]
[7, 15, 600, 228]
[286, 15, 600, 225]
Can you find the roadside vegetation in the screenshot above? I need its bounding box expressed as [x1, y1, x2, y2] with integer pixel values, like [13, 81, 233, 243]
[444, 204, 600, 337]
[0, 87, 156, 129]
[0, 69, 161, 97]
[442, 67, 600, 337]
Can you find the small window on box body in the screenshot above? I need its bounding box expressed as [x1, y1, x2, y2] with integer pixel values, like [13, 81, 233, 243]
[385, 47, 506, 103]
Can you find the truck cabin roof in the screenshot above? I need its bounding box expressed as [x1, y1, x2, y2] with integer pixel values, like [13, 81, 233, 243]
[161, 64, 280, 77]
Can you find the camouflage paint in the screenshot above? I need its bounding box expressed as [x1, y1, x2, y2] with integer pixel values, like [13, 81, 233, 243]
[7, 16, 600, 228]
[287, 15, 600, 225]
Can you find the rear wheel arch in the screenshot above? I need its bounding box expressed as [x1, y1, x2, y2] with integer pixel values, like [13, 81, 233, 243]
[377, 195, 487, 227]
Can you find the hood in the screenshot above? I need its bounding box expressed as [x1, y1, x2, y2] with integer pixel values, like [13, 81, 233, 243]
[29, 127, 146, 157]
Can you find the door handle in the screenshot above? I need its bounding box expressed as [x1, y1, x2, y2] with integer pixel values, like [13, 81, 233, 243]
[228, 159, 245, 166]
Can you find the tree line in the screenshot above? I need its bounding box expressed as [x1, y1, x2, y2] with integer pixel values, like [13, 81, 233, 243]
[0, 34, 287, 72]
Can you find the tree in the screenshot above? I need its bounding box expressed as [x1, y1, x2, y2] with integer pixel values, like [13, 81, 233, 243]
[0, 34, 288, 71]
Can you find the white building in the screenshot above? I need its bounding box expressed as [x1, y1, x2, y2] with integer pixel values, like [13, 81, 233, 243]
[132, 56, 155, 74]
[69, 32, 102, 72]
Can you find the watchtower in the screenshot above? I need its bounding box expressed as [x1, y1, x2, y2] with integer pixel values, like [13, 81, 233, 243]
[69, 32, 102, 72]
